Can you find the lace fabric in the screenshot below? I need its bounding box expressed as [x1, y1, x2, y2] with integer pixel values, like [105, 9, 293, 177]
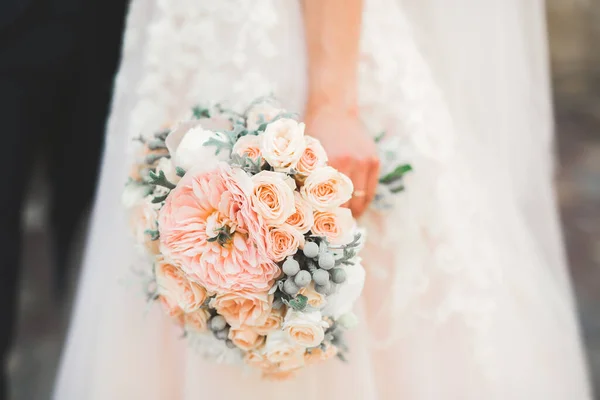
[55, 0, 591, 399]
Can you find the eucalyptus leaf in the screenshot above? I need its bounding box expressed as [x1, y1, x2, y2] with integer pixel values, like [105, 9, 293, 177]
[379, 164, 413, 185]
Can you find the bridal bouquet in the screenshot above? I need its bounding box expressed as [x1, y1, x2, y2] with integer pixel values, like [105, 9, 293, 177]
[123, 99, 410, 379]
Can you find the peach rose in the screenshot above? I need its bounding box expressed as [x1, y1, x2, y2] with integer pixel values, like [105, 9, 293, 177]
[210, 290, 272, 329]
[265, 224, 304, 262]
[301, 166, 353, 211]
[260, 118, 306, 171]
[159, 164, 278, 293]
[155, 258, 208, 313]
[264, 331, 305, 371]
[229, 328, 265, 351]
[232, 134, 263, 163]
[254, 307, 285, 335]
[285, 192, 314, 235]
[283, 310, 328, 348]
[246, 102, 284, 131]
[159, 295, 185, 326]
[305, 344, 338, 364]
[311, 207, 355, 245]
[184, 309, 211, 333]
[250, 171, 296, 225]
[296, 136, 328, 177]
[298, 283, 327, 309]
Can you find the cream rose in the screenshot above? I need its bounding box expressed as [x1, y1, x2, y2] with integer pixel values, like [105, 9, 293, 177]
[229, 328, 265, 351]
[155, 258, 208, 313]
[260, 118, 306, 171]
[253, 308, 285, 335]
[165, 120, 229, 172]
[246, 103, 284, 131]
[210, 290, 273, 329]
[232, 134, 263, 163]
[301, 166, 353, 211]
[128, 195, 160, 255]
[158, 295, 184, 326]
[251, 171, 296, 224]
[244, 351, 273, 371]
[296, 136, 328, 177]
[184, 309, 211, 333]
[265, 224, 304, 262]
[283, 310, 328, 348]
[312, 207, 355, 245]
[264, 331, 306, 371]
[322, 263, 365, 319]
[285, 192, 314, 235]
[298, 283, 327, 309]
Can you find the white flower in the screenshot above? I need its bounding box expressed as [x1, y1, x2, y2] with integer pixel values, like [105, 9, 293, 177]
[283, 310, 328, 348]
[246, 103, 284, 131]
[260, 118, 306, 172]
[337, 312, 359, 330]
[322, 263, 365, 319]
[264, 330, 305, 371]
[156, 157, 180, 185]
[165, 120, 229, 172]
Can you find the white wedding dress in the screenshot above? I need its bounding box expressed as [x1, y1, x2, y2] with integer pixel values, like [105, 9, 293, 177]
[55, 0, 592, 399]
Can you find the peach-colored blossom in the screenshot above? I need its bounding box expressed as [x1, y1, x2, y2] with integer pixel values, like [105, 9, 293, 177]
[159, 295, 185, 326]
[244, 351, 273, 371]
[229, 328, 265, 351]
[283, 310, 328, 347]
[254, 307, 285, 335]
[285, 192, 314, 235]
[296, 136, 328, 177]
[251, 171, 296, 225]
[311, 207, 355, 245]
[128, 195, 160, 255]
[301, 166, 353, 211]
[232, 135, 263, 163]
[265, 224, 304, 262]
[184, 309, 211, 333]
[158, 163, 278, 293]
[304, 344, 338, 364]
[155, 258, 208, 313]
[298, 283, 327, 309]
[210, 290, 273, 329]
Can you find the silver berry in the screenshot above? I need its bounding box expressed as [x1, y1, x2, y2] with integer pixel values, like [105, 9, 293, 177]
[282, 257, 300, 276]
[312, 269, 330, 286]
[225, 339, 236, 349]
[314, 282, 331, 295]
[294, 270, 311, 287]
[273, 298, 284, 309]
[318, 253, 335, 270]
[283, 278, 299, 295]
[215, 327, 230, 340]
[330, 268, 347, 284]
[303, 242, 319, 258]
[209, 315, 227, 331]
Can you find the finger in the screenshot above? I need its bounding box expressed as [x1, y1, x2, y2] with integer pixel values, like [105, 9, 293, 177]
[331, 156, 354, 209]
[349, 159, 370, 218]
[365, 157, 381, 207]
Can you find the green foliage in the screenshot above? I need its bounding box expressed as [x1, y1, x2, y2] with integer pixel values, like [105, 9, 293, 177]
[283, 294, 308, 312]
[148, 170, 176, 190]
[379, 164, 413, 185]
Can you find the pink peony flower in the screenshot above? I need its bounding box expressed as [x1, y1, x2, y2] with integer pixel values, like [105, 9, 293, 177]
[158, 163, 279, 293]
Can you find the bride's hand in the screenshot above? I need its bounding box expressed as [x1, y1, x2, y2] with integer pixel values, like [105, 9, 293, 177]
[304, 105, 380, 218]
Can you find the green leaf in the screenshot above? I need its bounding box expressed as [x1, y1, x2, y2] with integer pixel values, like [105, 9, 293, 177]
[152, 193, 168, 204]
[287, 294, 308, 311]
[192, 106, 211, 119]
[374, 131, 386, 143]
[144, 229, 160, 241]
[175, 167, 186, 177]
[390, 185, 405, 194]
[148, 170, 176, 190]
[379, 164, 413, 185]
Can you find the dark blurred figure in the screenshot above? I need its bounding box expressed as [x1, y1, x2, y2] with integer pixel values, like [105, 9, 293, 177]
[0, 0, 128, 398]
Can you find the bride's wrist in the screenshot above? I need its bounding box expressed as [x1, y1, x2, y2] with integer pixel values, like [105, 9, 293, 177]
[305, 86, 359, 118]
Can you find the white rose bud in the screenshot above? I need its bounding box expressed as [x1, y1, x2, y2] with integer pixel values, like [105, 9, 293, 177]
[165, 120, 229, 172]
[260, 118, 306, 172]
[322, 263, 365, 319]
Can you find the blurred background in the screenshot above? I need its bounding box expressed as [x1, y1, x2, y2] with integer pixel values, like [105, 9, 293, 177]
[4, 1, 600, 399]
